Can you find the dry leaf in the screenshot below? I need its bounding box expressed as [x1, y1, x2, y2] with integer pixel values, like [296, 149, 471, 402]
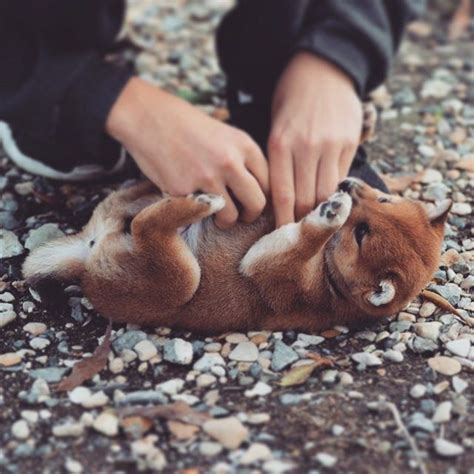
[455, 156, 474, 172]
[55, 320, 112, 392]
[279, 354, 334, 387]
[421, 289, 460, 317]
[167, 420, 199, 440]
[320, 329, 340, 338]
[118, 401, 210, 426]
[448, 0, 471, 40]
[380, 170, 425, 193]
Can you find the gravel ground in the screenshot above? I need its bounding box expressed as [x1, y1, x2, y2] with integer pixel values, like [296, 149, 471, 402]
[0, 1, 473, 473]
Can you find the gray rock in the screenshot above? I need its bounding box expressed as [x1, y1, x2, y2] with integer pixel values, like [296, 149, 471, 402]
[452, 376, 468, 394]
[279, 393, 303, 406]
[408, 412, 435, 433]
[0, 229, 24, 258]
[112, 331, 147, 354]
[434, 439, 464, 457]
[422, 183, 450, 202]
[163, 338, 194, 365]
[383, 349, 404, 363]
[411, 336, 438, 354]
[428, 284, 461, 306]
[0, 310, 16, 328]
[0, 211, 20, 230]
[410, 384, 427, 399]
[271, 340, 299, 371]
[118, 390, 168, 405]
[25, 224, 65, 251]
[445, 339, 471, 358]
[193, 353, 225, 372]
[30, 367, 69, 383]
[351, 352, 382, 367]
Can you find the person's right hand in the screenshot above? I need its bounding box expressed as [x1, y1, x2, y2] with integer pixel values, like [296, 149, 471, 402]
[106, 77, 269, 228]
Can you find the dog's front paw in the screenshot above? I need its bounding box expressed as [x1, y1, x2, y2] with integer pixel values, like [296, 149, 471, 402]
[306, 192, 352, 229]
[192, 193, 226, 214]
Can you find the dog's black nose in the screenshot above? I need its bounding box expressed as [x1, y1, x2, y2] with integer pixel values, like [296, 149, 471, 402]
[338, 179, 356, 193]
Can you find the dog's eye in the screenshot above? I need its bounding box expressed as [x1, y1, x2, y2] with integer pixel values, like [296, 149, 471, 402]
[354, 222, 370, 246]
[378, 197, 391, 203]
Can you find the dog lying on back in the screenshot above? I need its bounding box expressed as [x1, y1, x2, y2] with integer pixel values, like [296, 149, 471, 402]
[23, 178, 450, 333]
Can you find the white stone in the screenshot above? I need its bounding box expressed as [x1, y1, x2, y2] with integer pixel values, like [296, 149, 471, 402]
[163, 338, 193, 365]
[451, 202, 472, 216]
[240, 443, 272, 465]
[157, 378, 184, 395]
[11, 419, 30, 440]
[0, 310, 16, 328]
[0, 292, 14, 302]
[433, 401, 452, 423]
[134, 340, 158, 361]
[196, 373, 216, 388]
[434, 439, 464, 457]
[419, 302, 436, 318]
[351, 352, 382, 367]
[445, 339, 471, 358]
[244, 381, 272, 398]
[193, 353, 225, 372]
[109, 357, 124, 374]
[53, 422, 85, 437]
[25, 223, 65, 251]
[315, 452, 337, 468]
[414, 322, 442, 342]
[383, 350, 404, 363]
[23, 322, 47, 336]
[0, 230, 24, 258]
[410, 384, 426, 399]
[225, 333, 248, 344]
[29, 337, 50, 350]
[93, 412, 119, 437]
[229, 341, 259, 362]
[65, 458, 83, 474]
[452, 376, 468, 394]
[203, 417, 248, 449]
[199, 441, 223, 457]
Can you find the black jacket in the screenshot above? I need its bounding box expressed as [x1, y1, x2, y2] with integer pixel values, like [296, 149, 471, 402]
[0, 0, 418, 169]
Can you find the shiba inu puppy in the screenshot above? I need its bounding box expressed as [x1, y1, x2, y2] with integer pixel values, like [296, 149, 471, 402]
[23, 177, 450, 334]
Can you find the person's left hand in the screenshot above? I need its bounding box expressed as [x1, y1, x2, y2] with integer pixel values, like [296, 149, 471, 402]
[268, 52, 363, 227]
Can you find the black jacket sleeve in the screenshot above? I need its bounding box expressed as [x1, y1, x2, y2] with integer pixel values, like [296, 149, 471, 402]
[217, 0, 419, 100]
[0, 0, 132, 168]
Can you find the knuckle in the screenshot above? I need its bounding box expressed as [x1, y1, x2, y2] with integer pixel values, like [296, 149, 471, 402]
[268, 130, 288, 153]
[220, 154, 238, 173]
[274, 189, 294, 207]
[295, 200, 314, 217]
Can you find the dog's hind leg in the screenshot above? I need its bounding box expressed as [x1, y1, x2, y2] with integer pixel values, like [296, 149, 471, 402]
[240, 192, 352, 312]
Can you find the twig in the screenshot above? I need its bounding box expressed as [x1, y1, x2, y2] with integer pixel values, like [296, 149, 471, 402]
[379, 401, 428, 474]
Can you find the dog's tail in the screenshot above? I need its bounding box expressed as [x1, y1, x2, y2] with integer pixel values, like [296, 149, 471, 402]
[22, 234, 88, 286]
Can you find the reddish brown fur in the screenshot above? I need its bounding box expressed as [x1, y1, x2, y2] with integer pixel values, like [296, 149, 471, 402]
[23, 180, 449, 334]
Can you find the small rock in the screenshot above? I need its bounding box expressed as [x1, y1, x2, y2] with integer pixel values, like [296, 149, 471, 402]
[11, 420, 30, 440]
[53, 422, 85, 438]
[0, 229, 24, 258]
[69, 387, 109, 408]
[225, 333, 248, 344]
[0, 310, 17, 328]
[428, 356, 462, 376]
[0, 352, 22, 367]
[193, 353, 225, 372]
[445, 339, 470, 358]
[420, 168, 442, 182]
[429, 284, 461, 306]
[244, 381, 272, 398]
[419, 302, 437, 318]
[93, 412, 119, 437]
[112, 330, 147, 353]
[30, 367, 69, 383]
[351, 352, 382, 367]
[134, 340, 158, 361]
[271, 340, 299, 371]
[24, 224, 65, 251]
[414, 322, 442, 342]
[410, 384, 427, 399]
[65, 458, 83, 474]
[229, 341, 259, 362]
[383, 350, 404, 363]
[409, 412, 435, 433]
[157, 378, 184, 395]
[29, 337, 50, 350]
[434, 438, 464, 457]
[0, 292, 14, 302]
[315, 453, 337, 468]
[452, 376, 468, 394]
[296, 334, 324, 346]
[433, 401, 452, 423]
[23, 322, 47, 336]
[163, 338, 194, 365]
[451, 202, 472, 216]
[240, 443, 272, 465]
[196, 373, 216, 388]
[421, 79, 452, 99]
[199, 441, 223, 457]
[247, 413, 271, 425]
[203, 416, 248, 449]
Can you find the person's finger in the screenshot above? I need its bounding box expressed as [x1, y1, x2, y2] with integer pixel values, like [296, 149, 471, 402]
[294, 144, 319, 221]
[268, 136, 295, 227]
[244, 141, 270, 195]
[338, 143, 357, 182]
[315, 145, 341, 204]
[226, 168, 267, 223]
[212, 187, 239, 229]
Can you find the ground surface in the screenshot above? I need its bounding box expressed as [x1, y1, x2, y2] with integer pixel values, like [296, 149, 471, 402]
[0, 1, 473, 473]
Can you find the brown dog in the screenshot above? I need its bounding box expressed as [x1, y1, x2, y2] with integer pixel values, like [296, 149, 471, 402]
[23, 178, 450, 334]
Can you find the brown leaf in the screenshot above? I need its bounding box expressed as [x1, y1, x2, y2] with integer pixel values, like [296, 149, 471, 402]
[167, 420, 199, 440]
[448, 0, 471, 40]
[118, 401, 210, 426]
[279, 354, 334, 387]
[55, 320, 112, 392]
[320, 329, 340, 338]
[421, 289, 461, 317]
[120, 416, 153, 438]
[380, 170, 425, 193]
[455, 155, 474, 173]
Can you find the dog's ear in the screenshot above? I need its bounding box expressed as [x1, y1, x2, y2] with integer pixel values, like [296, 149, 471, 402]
[428, 199, 452, 227]
[367, 280, 395, 307]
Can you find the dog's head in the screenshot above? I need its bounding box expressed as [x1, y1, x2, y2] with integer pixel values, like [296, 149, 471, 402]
[325, 178, 450, 317]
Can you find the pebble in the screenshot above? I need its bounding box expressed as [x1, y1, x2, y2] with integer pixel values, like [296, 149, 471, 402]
[445, 339, 471, 358]
[414, 322, 441, 342]
[271, 340, 299, 371]
[244, 381, 272, 398]
[351, 352, 382, 367]
[0, 352, 22, 367]
[11, 420, 30, 440]
[24, 223, 65, 251]
[196, 373, 217, 388]
[419, 302, 437, 318]
[434, 438, 464, 457]
[240, 443, 272, 465]
[451, 202, 472, 216]
[112, 330, 147, 353]
[134, 340, 158, 361]
[225, 333, 248, 344]
[193, 353, 225, 372]
[0, 229, 24, 258]
[29, 337, 50, 350]
[30, 367, 69, 383]
[452, 376, 468, 394]
[0, 310, 17, 328]
[296, 333, 324, 346]
[229, 341, 259, 362]
[163, 338, 194, 365]
[421, 79, 452, 99]
[203, 417, 248, 449]
[428, 356, 462, 376]
[432, 401, 452, 423]
[65, 458, 83, 474]
[69, 387, 109, 408]
[410, 384, 427, 399]
[383, 349, 404, 363]
[429, 284, 461, 306]
[315, 453, 337, 468]
[157, 378, 184, 395]
[23, 322, 47, 336]
[93, 412, 119, 437]
[199, 441, 223, 457]
[53, 422, 85, 438]
[247, 413, 271, 425]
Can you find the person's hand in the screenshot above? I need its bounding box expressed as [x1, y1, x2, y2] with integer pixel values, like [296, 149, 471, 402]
[268, 52, 363, 227]
[106, 77, 269, 228]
